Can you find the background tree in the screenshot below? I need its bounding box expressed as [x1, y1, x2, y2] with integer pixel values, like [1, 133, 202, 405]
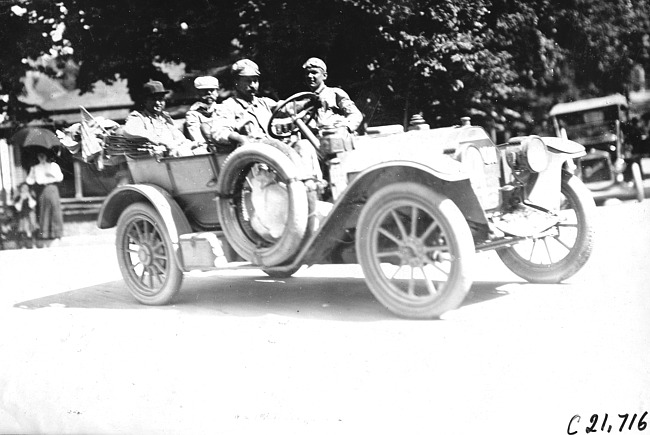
[519, 0, 650, 126]
[238, 0, 529, 127]
[0, 2, 61, 122]
[1, 0, 650, 131]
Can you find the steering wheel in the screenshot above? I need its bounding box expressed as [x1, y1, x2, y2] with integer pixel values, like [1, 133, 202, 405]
[268, 92, 320, 140]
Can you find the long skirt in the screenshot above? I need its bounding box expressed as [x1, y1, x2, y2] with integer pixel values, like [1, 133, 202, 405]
[35, 184, 63, 239]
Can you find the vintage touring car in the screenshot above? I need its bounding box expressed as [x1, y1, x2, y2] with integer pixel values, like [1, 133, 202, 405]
[97, 92, 596, 319]
[549, 94, 648, 203]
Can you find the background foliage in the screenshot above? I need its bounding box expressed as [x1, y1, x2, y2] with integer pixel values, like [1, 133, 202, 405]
[1, 0, 650, 130]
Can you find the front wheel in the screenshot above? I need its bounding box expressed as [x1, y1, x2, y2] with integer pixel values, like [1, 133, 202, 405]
[356, 183, 475, 319]
[497, 172, 596, 283]
[116, 202, 183, 305]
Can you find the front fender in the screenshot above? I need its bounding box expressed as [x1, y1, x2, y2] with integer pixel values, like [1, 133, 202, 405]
[343, 160, 487, 224]
[297, 162, 488, 264]
[527, 138, 586, 210]
[540, 136, 586, 158]
[97, 183, 192, 244]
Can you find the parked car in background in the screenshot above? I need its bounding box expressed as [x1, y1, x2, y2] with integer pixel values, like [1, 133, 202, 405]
[549, 93, 649, 203]
[97, 92, 596, 319]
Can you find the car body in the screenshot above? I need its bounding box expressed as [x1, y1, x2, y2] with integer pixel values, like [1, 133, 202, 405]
[549, 93, 648, 203]
[98, 92, 596, 319]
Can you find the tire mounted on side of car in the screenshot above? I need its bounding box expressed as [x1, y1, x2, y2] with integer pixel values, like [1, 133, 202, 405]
[216, 142, 313, 267]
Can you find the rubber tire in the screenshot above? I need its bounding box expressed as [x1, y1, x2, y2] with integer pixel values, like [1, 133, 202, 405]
[632, 162, 645, 203]
[216, 143, 309, 267]
[262, 265, 302, 278]
[116, 202, 183, 305]
[356, 182, 475, 319]
[497, 171, 596, 283]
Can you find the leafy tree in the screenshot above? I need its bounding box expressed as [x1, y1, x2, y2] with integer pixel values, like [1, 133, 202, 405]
[567, 0, 650, 93]
[0, 2, 62, 121]
[238, 0, 538, 126]
[0, 0, 243, 112]
[2, 0, 650, 130]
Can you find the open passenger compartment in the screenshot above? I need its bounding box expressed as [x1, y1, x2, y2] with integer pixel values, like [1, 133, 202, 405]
[126, 153, 228, 228]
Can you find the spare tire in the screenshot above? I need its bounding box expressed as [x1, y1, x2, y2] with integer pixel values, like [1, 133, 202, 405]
[216, 142, 311, 267]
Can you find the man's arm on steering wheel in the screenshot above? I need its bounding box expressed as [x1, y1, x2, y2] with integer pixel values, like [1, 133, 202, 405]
[267, 92, 321, 140]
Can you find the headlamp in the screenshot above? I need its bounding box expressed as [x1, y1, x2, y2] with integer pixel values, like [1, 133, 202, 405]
[522, 136, 548, 172]
[461, 145, 483, 173]
[506, 136, 548, 173]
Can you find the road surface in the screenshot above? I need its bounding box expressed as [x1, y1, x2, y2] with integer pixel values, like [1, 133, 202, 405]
[0, 201, 649, 434]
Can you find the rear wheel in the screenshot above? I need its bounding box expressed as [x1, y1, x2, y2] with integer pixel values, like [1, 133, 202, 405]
[356, 183, 475, 319]
[497, 172, 596, 283]
[116, 202, 183, 305]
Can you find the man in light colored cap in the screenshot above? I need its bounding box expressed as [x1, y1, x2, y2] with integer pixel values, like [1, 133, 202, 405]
[123, 80, 202, 156]
[184, 76, 220, 145]
[302, 57, 363, 134]
[302, 57, 327, 73]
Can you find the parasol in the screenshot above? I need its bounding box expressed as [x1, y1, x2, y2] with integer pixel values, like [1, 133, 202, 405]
[10, 127, 62, 149]
[10, 127, 62, 170]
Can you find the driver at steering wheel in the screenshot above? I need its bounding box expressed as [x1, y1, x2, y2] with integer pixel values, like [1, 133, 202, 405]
[206, 59, 276, 150]
[206, 59, 322, 179]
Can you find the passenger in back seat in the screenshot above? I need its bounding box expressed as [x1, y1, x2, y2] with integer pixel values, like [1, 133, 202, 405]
[185, 76, 221, 148]
[124, 81, 208, 157]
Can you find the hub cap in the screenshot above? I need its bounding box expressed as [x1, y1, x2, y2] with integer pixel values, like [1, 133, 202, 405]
[122, 217, 169, 294]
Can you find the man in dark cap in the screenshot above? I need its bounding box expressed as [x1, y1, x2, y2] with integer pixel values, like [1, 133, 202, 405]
[207, 59, 278, 149]
[302, 57, 363, 134]
[206, 58, 293, 153]
[207, 59, 322, 178]
[124, 80, 204, 156]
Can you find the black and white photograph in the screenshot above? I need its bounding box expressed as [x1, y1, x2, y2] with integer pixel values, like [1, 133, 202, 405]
[1, 1, 649, 433]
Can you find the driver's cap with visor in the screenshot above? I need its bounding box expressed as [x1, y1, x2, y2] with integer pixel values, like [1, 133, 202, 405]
[231, 59, 260, 77]
[302, 57, 327, 73]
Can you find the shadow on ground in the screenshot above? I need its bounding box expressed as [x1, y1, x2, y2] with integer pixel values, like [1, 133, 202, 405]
[13, 273, 512, 321]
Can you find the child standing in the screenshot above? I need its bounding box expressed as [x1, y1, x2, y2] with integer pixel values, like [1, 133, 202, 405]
[0, 206, 16, 250]
[13, 183, 38, 248]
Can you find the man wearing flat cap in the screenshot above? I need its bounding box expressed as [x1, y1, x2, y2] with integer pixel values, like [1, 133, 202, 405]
[302, 57, 363, 134]
[184, 76, 220, 146]
[124, 80, 202, 156]
[207, 59, 278, 149]
[207, 58, 322, 179]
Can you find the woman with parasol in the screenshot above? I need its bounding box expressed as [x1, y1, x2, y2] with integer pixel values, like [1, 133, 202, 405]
[25, 150, 64, 240]
[11, 127, 65, 241]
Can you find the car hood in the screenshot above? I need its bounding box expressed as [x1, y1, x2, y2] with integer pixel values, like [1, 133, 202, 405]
[342, 126, 490, 177]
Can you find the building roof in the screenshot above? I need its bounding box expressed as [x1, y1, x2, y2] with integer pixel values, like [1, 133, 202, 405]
[19, 71, 134, 124]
